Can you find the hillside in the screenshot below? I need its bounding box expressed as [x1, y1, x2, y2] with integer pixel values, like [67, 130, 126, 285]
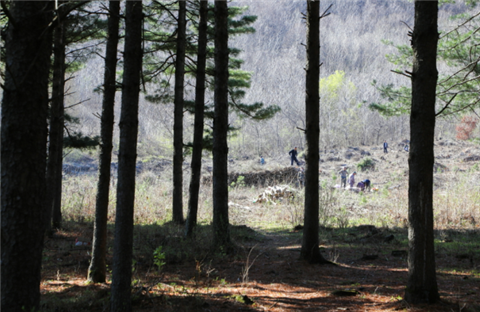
[65, 0, 479, 161]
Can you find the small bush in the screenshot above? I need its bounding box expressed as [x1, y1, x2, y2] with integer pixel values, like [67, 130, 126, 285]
[357, 158, 375, 171]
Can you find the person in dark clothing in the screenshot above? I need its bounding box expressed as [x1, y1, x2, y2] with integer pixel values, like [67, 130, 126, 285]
[289, 147, 300, 166]
[383, 141, 388, 153]
[357, 179, 371, 191]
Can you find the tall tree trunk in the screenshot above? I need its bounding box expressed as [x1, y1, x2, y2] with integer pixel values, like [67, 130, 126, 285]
[405, 0, 440, 304]
[1, 2, 53, 311]
[301, 0, 328, 264]
[212, 0, 232, 251]
[88, 0, 120, 284]
[185, 0, 208, 238]
[46, 4, 67, 232]
[110, 1, 143, 311]
[173, 0, 187, 224]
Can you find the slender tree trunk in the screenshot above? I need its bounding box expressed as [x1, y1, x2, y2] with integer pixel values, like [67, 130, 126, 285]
[301, 0, 329, 264]
[185, 0, 208, 238]
[1, 2, 53, 311]
[46, 4, 66, 232]
[173, 0, 187, 224]
[212, 0, 232, 251]
[88, 0, 120, 284]
[110, 1, 143, 311]
[405, 0, 440, 304]
[52, 157, 64, 228]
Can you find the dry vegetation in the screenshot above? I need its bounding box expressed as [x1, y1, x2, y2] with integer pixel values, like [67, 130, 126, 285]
[41, 139, 480, 311]
[36, 1, 480, 310]
[67, 0, 478, 158]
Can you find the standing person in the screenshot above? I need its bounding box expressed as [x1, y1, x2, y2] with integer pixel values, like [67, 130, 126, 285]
[289, 147, 300, 166]
[260, 156, 265, 165]
[348, 171, 356, 188]
[338, 166, 348, 188]
[383, 141, 389, 153]
[297, 167, 305, 187]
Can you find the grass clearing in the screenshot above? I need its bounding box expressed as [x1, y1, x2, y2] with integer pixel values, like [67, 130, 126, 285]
[42, 145, 480, 311]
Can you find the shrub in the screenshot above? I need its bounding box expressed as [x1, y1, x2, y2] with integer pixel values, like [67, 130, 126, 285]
[357, 157, 375, 171]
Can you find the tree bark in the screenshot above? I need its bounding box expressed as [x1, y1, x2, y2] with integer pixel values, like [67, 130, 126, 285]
[46, 4, 67, 232]
[301, 0, 329, 264]
[172, 0, 187, 224]
[212, 0, 232, 251]
[88, 0, 120, 284]
[185, 0, 208, 238]
[110, 1, 143, 311]
[1, 2, 53, 311]
[405, 0, 440, 304]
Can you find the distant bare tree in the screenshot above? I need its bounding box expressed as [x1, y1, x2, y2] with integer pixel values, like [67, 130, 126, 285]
[110, 1, 143, 311]
[405, 0, 440, 304]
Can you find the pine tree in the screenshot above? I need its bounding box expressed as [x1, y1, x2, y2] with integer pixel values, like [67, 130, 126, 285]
[46, 1, 105, 231]
[212, 0, 232, 252]
[88, 0, 121, 284]
[172, 0, 187, 224]
[1, 2, 54, 310]
[301, 0, 330, 264]
[110, 1, 143, 311]
[185, 0, 209, 238]
[405, 0, 440, 304]
[370, 2, 480, 118]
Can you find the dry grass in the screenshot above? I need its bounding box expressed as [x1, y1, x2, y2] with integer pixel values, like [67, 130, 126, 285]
[61, 160, 479, 231]
[52, 142, 480, 311]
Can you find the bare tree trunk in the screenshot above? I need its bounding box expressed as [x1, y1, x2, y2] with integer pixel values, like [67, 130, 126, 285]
[110, 1, 143, 311]
[212, 0, 232, 251]
[405, 0, 440, 304]
[185, 0, 208, 238]
[1, 2, 53, 311]
[172, 0, 186, 224]
[88, 0, 120, 284]
[301, 0, 329, 264]
[47, 4, 66, 232]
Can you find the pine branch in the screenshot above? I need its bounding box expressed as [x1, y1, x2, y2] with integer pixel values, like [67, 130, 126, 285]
[440, 9, 480, 39]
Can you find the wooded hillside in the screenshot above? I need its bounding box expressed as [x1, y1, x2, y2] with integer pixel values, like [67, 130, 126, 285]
[62, 0, 477, 159]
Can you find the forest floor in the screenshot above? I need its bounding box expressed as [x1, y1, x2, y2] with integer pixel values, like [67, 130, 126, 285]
[41, 138, 480, 311]
[41, 222, 480, 312]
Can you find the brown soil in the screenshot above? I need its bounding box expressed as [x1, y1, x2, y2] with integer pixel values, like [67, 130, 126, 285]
[41, 223, 480, 312]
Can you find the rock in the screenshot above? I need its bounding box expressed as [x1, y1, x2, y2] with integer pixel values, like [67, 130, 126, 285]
[344, 152, 354, 159]
[463, 155, 480, 162]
